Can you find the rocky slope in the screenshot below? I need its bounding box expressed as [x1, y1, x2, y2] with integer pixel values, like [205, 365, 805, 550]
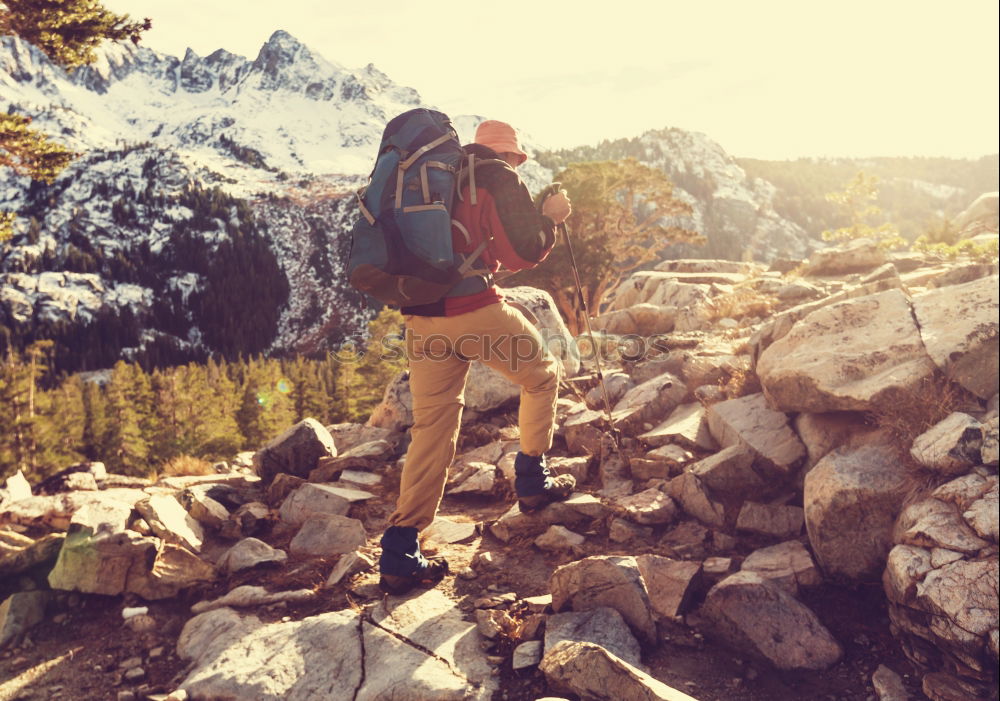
[1, 244, 997, 700]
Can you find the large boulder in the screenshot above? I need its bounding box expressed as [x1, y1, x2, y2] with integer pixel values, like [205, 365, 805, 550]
[611, 372, 688, 436]
[735, 502, 804, 539]
[953, 191, 999, 235]
[699, 571, 842, 671]
[615, 489, 678, 526]
[705, 393, 805, 480]
[0, 488, 147, 531]
[748, 278, 901, 367]
[758, 289, 936, 412]
[367, 588, 496, 698]
[541, 640, 698, 701]
[178, 589, 496, 700]
[367, 371, 415, 432]
[0, 591, 49, 647]
[544, 607, 642, 668]
[592, 303, 677, 336]
[606, 272, 712, 314]
[278, 483, 371, 526]
[909, 413, 984, 475]
[288, 514, 367, 558]
[549, 555, 657, 644]
[666, 472, 727, 528]
[135, 494, 205, 553]
[804, 441, 910, 581]
[794, 411, 876, 473]
[635, 555, 702, 620]
[639, 402, 716, 451]
[310, 440, 397, 480]
[47, 529, 214, 599]
[370, 366, 519, 431]
[884, 472, 998, 698]
[687, 445, 766, 496]
[0, 533, 65, 578]
[253, 418, 338, 485]
[802, 238, 886, 276]
[741, 540, 822, 595]
[325, 423, 401, 454]
[911, 275, 999, 400]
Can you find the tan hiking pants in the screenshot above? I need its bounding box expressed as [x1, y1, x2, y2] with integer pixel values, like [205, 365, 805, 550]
[388, 301, 561, 531]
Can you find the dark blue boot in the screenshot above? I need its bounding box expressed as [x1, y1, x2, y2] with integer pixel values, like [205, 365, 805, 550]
[379, 526, 448, 595]
[514, 452, 575, 512]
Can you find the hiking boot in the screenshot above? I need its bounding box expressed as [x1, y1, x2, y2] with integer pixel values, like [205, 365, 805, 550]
[378, 525, 449, 595]
[514, 452, 575, 512]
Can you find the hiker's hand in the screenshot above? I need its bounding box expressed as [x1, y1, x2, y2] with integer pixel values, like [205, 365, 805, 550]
[542, 190, 572, 224]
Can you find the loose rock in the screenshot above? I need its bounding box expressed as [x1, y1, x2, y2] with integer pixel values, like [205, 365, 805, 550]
[288, 514, 367, 558]
[700, 571, 843, 670]
[541, 640, 698, 701]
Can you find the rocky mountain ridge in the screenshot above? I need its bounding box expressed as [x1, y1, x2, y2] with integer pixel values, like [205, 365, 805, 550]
[4, 30, 834, 367]
[1, 243, 997, 700]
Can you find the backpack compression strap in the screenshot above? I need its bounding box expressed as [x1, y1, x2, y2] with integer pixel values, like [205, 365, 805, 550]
[456, 238, 492, 278]
[398, 133, 455, 170]
[393, 136, 459, 210]
[356, 189, 376, 225]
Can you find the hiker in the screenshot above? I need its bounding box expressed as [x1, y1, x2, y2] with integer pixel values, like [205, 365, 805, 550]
[378, 119, 575, 594]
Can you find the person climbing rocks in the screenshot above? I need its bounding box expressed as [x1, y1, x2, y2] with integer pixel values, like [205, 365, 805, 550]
[379, 119, 575, 595]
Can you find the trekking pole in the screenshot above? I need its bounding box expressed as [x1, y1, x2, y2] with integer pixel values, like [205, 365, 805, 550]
[551, 205, 628, 464]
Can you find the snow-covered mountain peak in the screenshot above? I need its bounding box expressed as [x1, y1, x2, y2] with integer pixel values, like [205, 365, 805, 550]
[0, 36, 69, 94]
[246, 29, 346, 94]
[0, 31, 433, 179]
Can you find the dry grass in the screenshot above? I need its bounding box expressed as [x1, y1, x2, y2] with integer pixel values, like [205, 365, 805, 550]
[160, 455, 215, 477]
[719, 365, 762, 399]
[705, 287, 776, 322]
[867, 373, 979, 504]
[866, 373, 981, 473]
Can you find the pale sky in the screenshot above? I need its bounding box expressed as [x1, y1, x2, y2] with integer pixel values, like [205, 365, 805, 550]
[102, 0, 999, 159]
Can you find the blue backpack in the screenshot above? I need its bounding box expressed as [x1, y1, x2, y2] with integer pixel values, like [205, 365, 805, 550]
[347, 109, 489, 307]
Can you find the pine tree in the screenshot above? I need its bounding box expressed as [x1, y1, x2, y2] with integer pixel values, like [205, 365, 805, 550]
[513, 159, 703, 335]
[0, 0, 151, 239]
[102, 361, 151, 475]
[22, 340, 53, 474]
[235, 357, 294, 449]
[331, 344, 361, 422]
[285, 356, 329, 424]
[0, 345, 38, 478]
[34, 373, 86, 474]
[148, 367, 182, 462]
[200, 357, 245, 458]
[168, 362, 242, 460]
[352, 308, 407, 419]
[81, 378, 109, 461]
[821, 172, 905, 250]
[0, 352, 22, 479]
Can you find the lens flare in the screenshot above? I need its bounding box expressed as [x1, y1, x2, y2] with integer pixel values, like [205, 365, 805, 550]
[276, 378, 292, 394]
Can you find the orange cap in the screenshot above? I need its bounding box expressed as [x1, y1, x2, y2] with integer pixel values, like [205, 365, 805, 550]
[474, 120, 528, 165]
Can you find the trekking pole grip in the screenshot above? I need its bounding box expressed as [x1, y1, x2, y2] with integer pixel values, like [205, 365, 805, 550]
[536, 181, 564, 214]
